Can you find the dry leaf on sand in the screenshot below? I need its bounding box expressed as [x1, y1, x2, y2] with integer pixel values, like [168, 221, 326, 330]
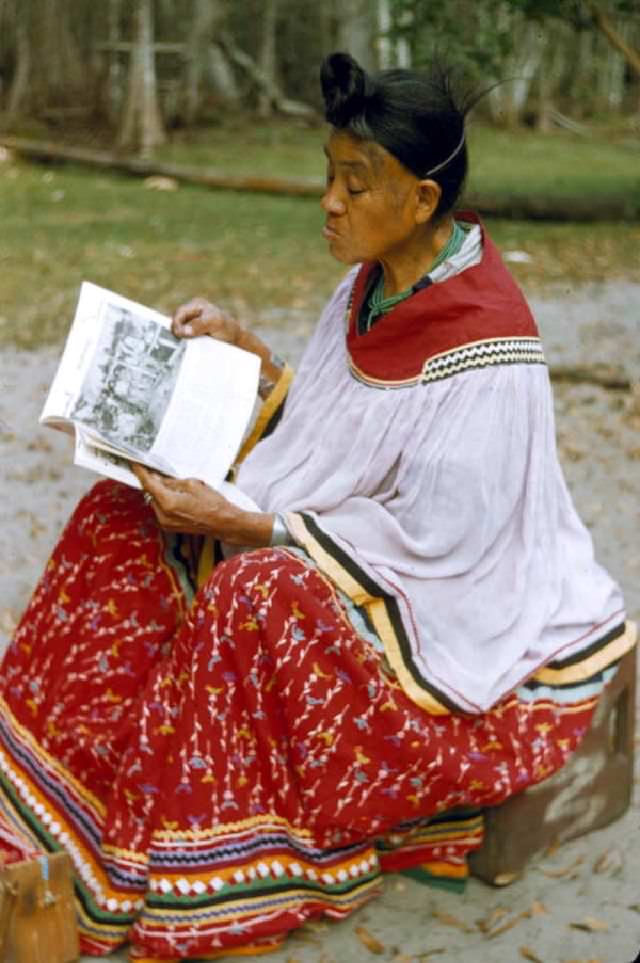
[432, 910, 475, 933]
[592, 847, 624, 875]
[485, 910, 530, 938]
[530, 900, 548, 916]
[477, 907, 509, 932]
[569, 916, 609, 932]
[539, 855, 584, 878]
[519, 947, 545, 963]
[354, 925, 385, 954]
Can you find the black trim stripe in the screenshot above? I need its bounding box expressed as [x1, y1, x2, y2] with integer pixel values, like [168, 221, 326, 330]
[261, 397, 286, 440]
[299, 513, 463, 714]
[544, 622, 626, 670]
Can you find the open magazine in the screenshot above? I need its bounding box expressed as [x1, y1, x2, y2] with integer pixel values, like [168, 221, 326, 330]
[40, 282, 262, 510]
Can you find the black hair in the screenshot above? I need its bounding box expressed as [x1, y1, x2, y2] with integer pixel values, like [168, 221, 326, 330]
[320, 51, 476, 219]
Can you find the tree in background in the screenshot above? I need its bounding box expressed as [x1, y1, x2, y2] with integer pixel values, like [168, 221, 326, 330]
[0, 0, 638, 143]
[118, 0, 166, 152]
[385, 0, 639, 127]
[3, 0, 90, 121]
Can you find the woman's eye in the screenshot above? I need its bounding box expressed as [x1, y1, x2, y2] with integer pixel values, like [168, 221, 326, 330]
[348, 186, 365, 196]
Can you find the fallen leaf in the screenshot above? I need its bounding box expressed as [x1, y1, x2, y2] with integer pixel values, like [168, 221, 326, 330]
[592, 847, 623, 875]
[569, 916, 609, 932]
[417, 952, 446, 961]
[477, 907, 509, 932]
[354, 925, 385, 954]
[432, 910, 475, 933]
[520, 947, 545, 963]
[486, 910, 530, 938]
[539, 855, 584, 878]
[530, 900, 548, 916]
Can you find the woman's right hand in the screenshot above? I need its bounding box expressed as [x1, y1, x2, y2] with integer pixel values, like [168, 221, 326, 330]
[172, 298, 244, 346]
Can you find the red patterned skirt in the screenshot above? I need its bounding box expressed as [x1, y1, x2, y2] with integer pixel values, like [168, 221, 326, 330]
[0, 481, 605, 959]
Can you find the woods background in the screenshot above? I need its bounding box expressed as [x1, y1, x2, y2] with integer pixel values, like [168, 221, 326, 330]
[0, 0, 639, 154]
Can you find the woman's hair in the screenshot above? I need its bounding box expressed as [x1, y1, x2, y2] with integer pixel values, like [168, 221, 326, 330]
[320, 51, 475, 218]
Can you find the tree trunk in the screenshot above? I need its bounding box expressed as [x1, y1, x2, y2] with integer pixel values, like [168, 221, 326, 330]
[118, 0, 165, 154]
[7, 0, 87, 118]
[6, 0, 31, 117]
[335, 0, 377, 71]
[536, 25, 566, 131]
[105, 0, 124, 123]
[489, 9, 548, 127]
[583, 0, 640, 79]
[257, 0, 278, 118]
[570, 27, 594, 117]
[184, 0, 225, 125]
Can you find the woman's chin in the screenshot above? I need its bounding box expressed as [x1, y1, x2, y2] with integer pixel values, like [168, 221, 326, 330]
[326, 241, 360, 265]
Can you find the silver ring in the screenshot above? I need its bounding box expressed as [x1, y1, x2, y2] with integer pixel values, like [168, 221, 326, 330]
[143, 491, 154, 506]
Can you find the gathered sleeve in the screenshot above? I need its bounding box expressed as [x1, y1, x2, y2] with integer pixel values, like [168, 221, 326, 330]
[283, 364, 591, 715]
[236, 279, 625, 715]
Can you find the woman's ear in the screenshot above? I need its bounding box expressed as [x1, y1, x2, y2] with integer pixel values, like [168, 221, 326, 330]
[415, 179, 442, 225]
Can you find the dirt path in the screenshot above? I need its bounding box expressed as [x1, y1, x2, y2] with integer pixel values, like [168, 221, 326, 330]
[0, 279, 638, 962]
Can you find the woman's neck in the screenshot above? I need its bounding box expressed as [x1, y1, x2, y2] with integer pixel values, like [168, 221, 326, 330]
[379, 216, 454, 297]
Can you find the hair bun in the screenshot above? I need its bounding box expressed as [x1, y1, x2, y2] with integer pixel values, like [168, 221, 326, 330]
[320, 52, 373, 126]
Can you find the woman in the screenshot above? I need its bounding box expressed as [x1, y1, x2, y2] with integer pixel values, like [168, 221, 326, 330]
[0, 52, 634, 961]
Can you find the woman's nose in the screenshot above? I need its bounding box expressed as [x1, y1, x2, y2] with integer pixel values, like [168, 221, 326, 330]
[321, 186, 346, 216]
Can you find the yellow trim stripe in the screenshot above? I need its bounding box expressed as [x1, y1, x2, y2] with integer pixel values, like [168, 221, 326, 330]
[236, 363, 294, 465]
[196, 364, 294, 588]
[286, 514, 450, 716]
[143, 878, 380, 925]
[286, 516, 635, 717]
[534, 621, 636, 685]
[196, 535, 215, 590]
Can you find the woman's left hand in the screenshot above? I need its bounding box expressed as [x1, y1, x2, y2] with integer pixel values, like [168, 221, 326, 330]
[132, 465, 273, 546]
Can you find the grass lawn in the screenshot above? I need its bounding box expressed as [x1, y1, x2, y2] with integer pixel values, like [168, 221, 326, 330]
[158, 117, 640, 210]
[1, 119, 638, 349]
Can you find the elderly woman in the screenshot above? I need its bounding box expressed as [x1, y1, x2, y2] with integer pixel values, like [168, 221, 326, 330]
[0, 52, 633, 961]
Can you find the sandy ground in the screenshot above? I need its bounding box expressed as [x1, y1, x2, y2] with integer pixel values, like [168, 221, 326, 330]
[0, 280, 639, 962]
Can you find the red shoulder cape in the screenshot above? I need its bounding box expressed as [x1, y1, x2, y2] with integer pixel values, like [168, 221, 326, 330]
[346, 215, 541, 387]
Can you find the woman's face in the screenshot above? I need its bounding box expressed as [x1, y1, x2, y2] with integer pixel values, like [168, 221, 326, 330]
[321, 130, 427, 266]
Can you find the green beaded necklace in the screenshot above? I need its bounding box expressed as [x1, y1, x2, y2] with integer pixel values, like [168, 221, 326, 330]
[366, 220, 466, 331]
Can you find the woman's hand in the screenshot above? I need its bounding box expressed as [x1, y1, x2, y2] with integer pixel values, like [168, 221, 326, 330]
[172, 298, 243, 345]
[171, 297, 286, 401]
[132, 465, 273, 546]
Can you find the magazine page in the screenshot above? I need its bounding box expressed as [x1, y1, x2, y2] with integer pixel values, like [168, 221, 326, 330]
[40, 282, 171, 431]
[74, 426, 146, 488]
[74, 430, 261, 514]
[147, 338, 260, 488]
[41, 283, 261, 488]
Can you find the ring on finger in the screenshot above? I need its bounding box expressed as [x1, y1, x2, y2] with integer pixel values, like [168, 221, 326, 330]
[143, 491, 154, 507]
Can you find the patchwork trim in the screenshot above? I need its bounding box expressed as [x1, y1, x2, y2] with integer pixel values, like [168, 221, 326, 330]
[349, 336, 546, 389]
[286, 513, 635, 715]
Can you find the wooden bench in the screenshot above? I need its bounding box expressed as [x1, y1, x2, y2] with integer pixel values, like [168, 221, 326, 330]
[469, 645, 636, 885]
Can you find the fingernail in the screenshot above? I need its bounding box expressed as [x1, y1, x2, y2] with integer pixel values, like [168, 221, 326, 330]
[183, 323, 193, 336]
